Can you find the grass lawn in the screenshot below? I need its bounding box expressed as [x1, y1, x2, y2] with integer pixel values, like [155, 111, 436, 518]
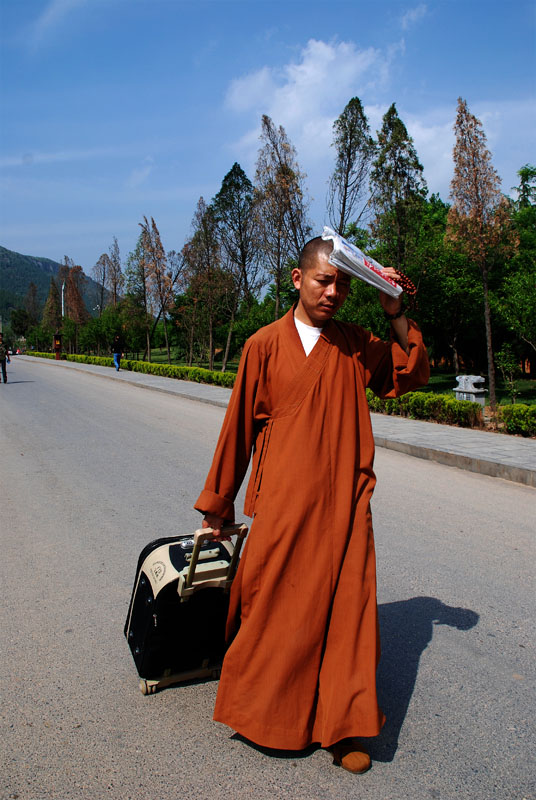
[424, 371, 536, 407]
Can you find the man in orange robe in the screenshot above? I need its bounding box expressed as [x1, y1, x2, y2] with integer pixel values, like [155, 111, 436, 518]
[195, 237, 429, 773]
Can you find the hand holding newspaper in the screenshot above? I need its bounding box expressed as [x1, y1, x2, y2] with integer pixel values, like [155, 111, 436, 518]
[321, 226, 403, 299]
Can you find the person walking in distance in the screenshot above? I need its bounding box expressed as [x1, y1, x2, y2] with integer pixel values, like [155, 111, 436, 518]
[195, 236, 429, 774]
[112, 333, 124, 371]
[0, 333, 11, 383]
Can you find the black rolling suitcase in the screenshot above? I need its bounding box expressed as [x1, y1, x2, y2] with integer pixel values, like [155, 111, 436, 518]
[124, 524, 248, 694]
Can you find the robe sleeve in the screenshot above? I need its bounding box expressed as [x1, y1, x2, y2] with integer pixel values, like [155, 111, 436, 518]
[364, 317, 430, 399]
[194, 336, 262, 522]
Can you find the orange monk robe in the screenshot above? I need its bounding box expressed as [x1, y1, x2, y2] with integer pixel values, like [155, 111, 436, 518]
[195, 306, 429, 751]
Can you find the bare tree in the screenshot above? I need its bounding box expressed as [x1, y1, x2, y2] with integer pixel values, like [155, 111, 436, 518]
[107, 236, 124, 306]
[327, 97, 376, 234]
[139, 216, 175, 363]
[92, 253, 110, 316]
[255, 115, 312, 319]
[446, 97, 517, 413]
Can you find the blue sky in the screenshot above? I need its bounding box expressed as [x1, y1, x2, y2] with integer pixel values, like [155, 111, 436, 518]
[1, 0, 535, 274]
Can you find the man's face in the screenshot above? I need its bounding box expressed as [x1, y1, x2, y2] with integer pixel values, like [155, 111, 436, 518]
[292, 251, 351, 327]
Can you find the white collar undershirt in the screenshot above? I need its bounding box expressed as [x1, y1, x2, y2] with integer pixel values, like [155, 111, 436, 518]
[294, 315, 323, 356]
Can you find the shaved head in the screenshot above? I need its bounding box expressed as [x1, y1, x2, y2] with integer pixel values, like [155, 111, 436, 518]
[298, 237, 333, 272]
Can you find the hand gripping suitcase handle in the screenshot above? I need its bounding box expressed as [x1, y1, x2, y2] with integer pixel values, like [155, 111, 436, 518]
[185, 523, 248, 589]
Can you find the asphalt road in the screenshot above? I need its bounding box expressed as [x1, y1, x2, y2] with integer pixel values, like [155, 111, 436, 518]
[1, 357, 535, 800]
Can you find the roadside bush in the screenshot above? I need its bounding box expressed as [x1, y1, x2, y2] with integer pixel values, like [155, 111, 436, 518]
[365, 389, 483, 428]
[499, 404, 536, 437]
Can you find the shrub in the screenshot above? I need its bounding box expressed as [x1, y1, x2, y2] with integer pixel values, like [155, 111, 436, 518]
[365, 389, 483, 428]
[499, 404, 536, 437]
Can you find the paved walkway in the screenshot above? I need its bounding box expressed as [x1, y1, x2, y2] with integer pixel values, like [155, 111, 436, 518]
[20, 355, 536, 488]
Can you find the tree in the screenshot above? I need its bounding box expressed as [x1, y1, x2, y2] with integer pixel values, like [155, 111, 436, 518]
[42, 277, 62, 333]
[446, 98, 518, 412]
[255, 115, 312, 319]
[513, 164, 536, 209]
[213, 163, 265, 370]
[139, 216, 174, 363]
[24, 282, 40, 327]
[64, 265, 89, 352]
[370, 103, 427, 276]
[125, 235, 153, 360]
[107, 236, 124, 306]
[92, 253, 110, 316]
[498, 165, 536, 366]
[327, 97, 376, 234]
[10, 308, 31, 337]
[183, 198, 225, 370]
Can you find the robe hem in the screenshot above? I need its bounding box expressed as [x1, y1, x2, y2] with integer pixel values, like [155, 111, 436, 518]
[213, 711, 385, 752]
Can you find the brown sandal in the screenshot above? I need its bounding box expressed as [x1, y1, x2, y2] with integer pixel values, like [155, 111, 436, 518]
[331, 739, 372, 774]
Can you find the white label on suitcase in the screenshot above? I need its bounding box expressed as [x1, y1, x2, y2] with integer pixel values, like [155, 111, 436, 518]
[143, 544, 182, 598]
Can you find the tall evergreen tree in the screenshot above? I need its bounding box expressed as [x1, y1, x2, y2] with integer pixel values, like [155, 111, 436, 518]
[183, 198, 225, 370]
[370, 103, 427, 275]
[327, 97, 376, 234]
[213, 163, 264, 370]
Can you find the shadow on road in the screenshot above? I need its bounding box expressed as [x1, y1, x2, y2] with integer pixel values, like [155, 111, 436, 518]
[232, 596, 479, 765]
[369, 596, 479, 763]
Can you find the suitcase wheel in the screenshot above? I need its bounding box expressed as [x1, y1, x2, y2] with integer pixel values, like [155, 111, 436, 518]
[139, 679, 158, 695]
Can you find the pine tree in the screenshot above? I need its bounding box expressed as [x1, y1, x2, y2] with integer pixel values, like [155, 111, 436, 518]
[327, 97, 376, 234]
[370, 103, 427, 274]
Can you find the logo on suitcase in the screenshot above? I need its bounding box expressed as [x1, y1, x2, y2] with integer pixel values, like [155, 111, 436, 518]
[150, 561, 166, 583]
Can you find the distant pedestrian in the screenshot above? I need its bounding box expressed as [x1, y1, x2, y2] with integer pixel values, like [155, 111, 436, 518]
[0, 333, 11, 383]
[112, 333, 124, 371]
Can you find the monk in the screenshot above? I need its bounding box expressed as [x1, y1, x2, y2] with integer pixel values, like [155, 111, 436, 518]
[195, 236, 429, 774]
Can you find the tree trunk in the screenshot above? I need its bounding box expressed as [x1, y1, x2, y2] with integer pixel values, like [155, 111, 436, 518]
[208, 315, 214, 371]
[274, 271, 281, 321]
[163, 315, 171, 364]
[145, 327, 151, 362]
[482, 267, 496, 414]
[222, 309, 235, 372]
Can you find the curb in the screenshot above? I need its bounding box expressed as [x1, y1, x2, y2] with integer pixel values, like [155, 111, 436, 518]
[20, 355, 536, 488]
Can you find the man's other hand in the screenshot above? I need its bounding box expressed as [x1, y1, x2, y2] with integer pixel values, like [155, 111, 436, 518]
[378, 267, 404, 316]
[202, 514, 225, 539]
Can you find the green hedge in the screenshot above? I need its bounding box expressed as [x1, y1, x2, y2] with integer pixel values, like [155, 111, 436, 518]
[366, 389, 483, 429]
[29, 352, 237, 388]
[498, 404, 536, 437]
[28, 353, 534, 436]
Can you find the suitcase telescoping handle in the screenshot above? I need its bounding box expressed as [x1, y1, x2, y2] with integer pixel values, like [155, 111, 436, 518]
[185, 523, 248, 590]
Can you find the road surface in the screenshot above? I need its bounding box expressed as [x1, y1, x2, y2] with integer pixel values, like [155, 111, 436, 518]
[1, 357, 534, 800]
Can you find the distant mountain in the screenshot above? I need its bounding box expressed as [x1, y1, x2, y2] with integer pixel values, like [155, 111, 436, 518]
[0, 246, 105, 322]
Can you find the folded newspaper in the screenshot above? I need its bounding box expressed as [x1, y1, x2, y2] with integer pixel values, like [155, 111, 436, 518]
[321, 226, 402, 299]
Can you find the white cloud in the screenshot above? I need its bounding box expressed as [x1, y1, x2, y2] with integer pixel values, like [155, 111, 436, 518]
[401, 4, 428, 31]
[126, 156, 154, 189]
[225, 38, 389, 170]
[28, 0, 89, 44]
[0, 146, 120, 169]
